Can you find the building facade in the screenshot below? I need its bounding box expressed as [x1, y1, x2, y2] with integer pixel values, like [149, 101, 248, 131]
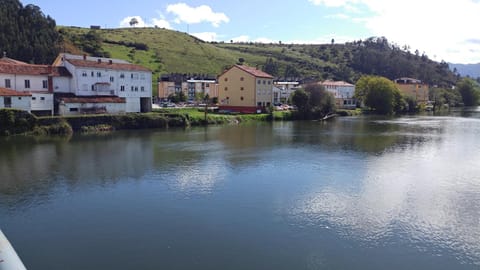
[157, 74, 218, 102]
[0, 55, 70, 115]
[218, 65, 273, 113]
[394, 77, 430, 104]
[319, 80, 356, 109]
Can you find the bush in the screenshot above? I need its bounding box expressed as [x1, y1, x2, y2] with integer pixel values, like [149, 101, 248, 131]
[0, 109, 37, 136]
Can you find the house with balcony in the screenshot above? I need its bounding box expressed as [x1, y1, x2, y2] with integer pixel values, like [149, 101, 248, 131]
[53, 53, 152, 115]
[319, 80, 356, 109]
[218, 65, 273, 113]
[394, 77, 430, 104]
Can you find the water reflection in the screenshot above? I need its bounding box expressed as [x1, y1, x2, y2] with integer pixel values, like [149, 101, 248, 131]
[290, 117, 480, 266]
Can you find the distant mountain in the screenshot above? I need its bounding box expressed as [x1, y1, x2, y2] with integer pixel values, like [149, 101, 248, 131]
[450, 63, 480, 78]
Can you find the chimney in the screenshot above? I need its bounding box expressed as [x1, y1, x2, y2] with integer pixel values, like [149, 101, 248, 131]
[97, 59, 102, 64]
[109, 60, 113, 65]
[83, 54, 87, 60]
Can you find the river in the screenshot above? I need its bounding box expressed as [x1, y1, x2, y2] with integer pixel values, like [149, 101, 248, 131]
[1, 109, 480, 270]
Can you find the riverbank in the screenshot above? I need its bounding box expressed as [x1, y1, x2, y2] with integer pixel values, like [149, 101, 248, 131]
[0, 108, 298, 136]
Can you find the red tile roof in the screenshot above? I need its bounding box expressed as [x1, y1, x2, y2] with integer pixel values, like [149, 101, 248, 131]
[0, 62, 71, 77]
[59, 96, 126, 104]
[0, 57, 29, 65]
[234, 65, 273, 78]
[0, 88, 32, 97]
[66, 59, 151, 72]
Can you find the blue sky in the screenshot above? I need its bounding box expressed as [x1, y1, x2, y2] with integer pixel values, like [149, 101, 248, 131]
[26, 0, 480, 64]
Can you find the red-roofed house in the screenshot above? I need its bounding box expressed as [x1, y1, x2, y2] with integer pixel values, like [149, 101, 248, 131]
[218, 65, 274, 113]
[0, 55, 70, 115]
[0, 87, 32, 112]
[53, 53, 152, 114]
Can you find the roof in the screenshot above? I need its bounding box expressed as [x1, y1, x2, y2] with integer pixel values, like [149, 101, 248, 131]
[0, 56, 29, 65]
[0, 61, 71, 77]
[234, 65, 274, 79]
[0, 88, 32, 97]
[219, 65, 274, 79]
[65, 59, 151, 72]
[59, 96, 126, 104]
[319, 80, 355, 87]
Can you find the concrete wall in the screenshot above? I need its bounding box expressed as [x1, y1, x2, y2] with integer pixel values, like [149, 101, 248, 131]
[31, 93, 53, 113]
[59, 102, 126, 116]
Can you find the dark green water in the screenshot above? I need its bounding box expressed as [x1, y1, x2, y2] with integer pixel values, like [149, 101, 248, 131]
[1, 111, 480, 269]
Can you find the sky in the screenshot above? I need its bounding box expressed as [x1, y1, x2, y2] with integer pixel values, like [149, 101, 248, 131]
[25, 0, 480, 64]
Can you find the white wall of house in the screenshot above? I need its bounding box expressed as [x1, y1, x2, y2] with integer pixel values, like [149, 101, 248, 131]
[125, 97, 141, 113]
[59, 102, 126, 116]
[52, 76, 72, 93]
[31, 93, 54, 113]
[0, 96, 31, 112]
[0, 74, 49, 92]
[255, 78, 273, 106]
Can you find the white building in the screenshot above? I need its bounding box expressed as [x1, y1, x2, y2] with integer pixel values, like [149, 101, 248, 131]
[273, 81, 300, 104]
[0, 55, 69, 115]
[53, 53, 152, 114]
[319, 80, 356, 109]
[0, 88, 31, 112]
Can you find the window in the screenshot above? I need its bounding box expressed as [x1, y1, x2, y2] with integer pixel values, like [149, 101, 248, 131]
[25, 80, 30, 89]
[240, 77, 244, 81]
[120, 86, 125, 92]
[131, 73, 139, 80]
[224, 78, 228, 82]
[263, 80, 266, 85]
[41, 97, 45, 101]
[5, 79, 11, 88]
[141, 86, 145, 92]
[131, 86, 134, 92]
[69, 108, 79, 112]
[120, 73, 125, 79]
[18, 97, 22, 100]
[32, 97, 37, 100]
[110, 76, 114, 82]
[91, 71, 94, 77]
[257, 80, 261, 84]
[97, 72, 102, 77]
[240, 96, 244, 101]
[268, 81, 271, 85]
[241, 87, 244, 91]
[82, 71, 87, 77]
[43, 80, 48, 89]
[92, 85, 95, 91]
[140, 74, 145, 80]
[135, 87, 138, 92]
[224, 87, 228, 91]
[206, 83, 210, 87]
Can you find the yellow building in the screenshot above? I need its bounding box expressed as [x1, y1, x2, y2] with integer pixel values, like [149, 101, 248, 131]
[394, 77, 430, 104]
[218, 65, 273, 113]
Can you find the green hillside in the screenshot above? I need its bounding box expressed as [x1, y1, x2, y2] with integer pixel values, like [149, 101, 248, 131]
[58, 27, 459, 91]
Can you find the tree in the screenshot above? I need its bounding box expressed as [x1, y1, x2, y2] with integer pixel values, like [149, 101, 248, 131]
[355, 75, 404, 114]
[291, 89, 310, 114]
[129, 17, 139, 27]
[0, 1, 59, 64]
[457, 78, 480, 106]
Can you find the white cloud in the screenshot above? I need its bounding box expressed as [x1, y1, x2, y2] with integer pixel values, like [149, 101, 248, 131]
[119, 16, 172, 29]
[310, 0, 480, 63]
[166, 3, 229, 27]
[324, 13, 350, 19]
[151, 18, 172, 29]
[191, 32, 219, 42]
[231, 35, 250, 43]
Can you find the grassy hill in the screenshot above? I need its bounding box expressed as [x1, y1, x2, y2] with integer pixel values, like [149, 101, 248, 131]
[58, 27, 459, 93]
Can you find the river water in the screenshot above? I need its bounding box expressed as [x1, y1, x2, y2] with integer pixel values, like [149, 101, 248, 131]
[1, 109, 480, 270]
